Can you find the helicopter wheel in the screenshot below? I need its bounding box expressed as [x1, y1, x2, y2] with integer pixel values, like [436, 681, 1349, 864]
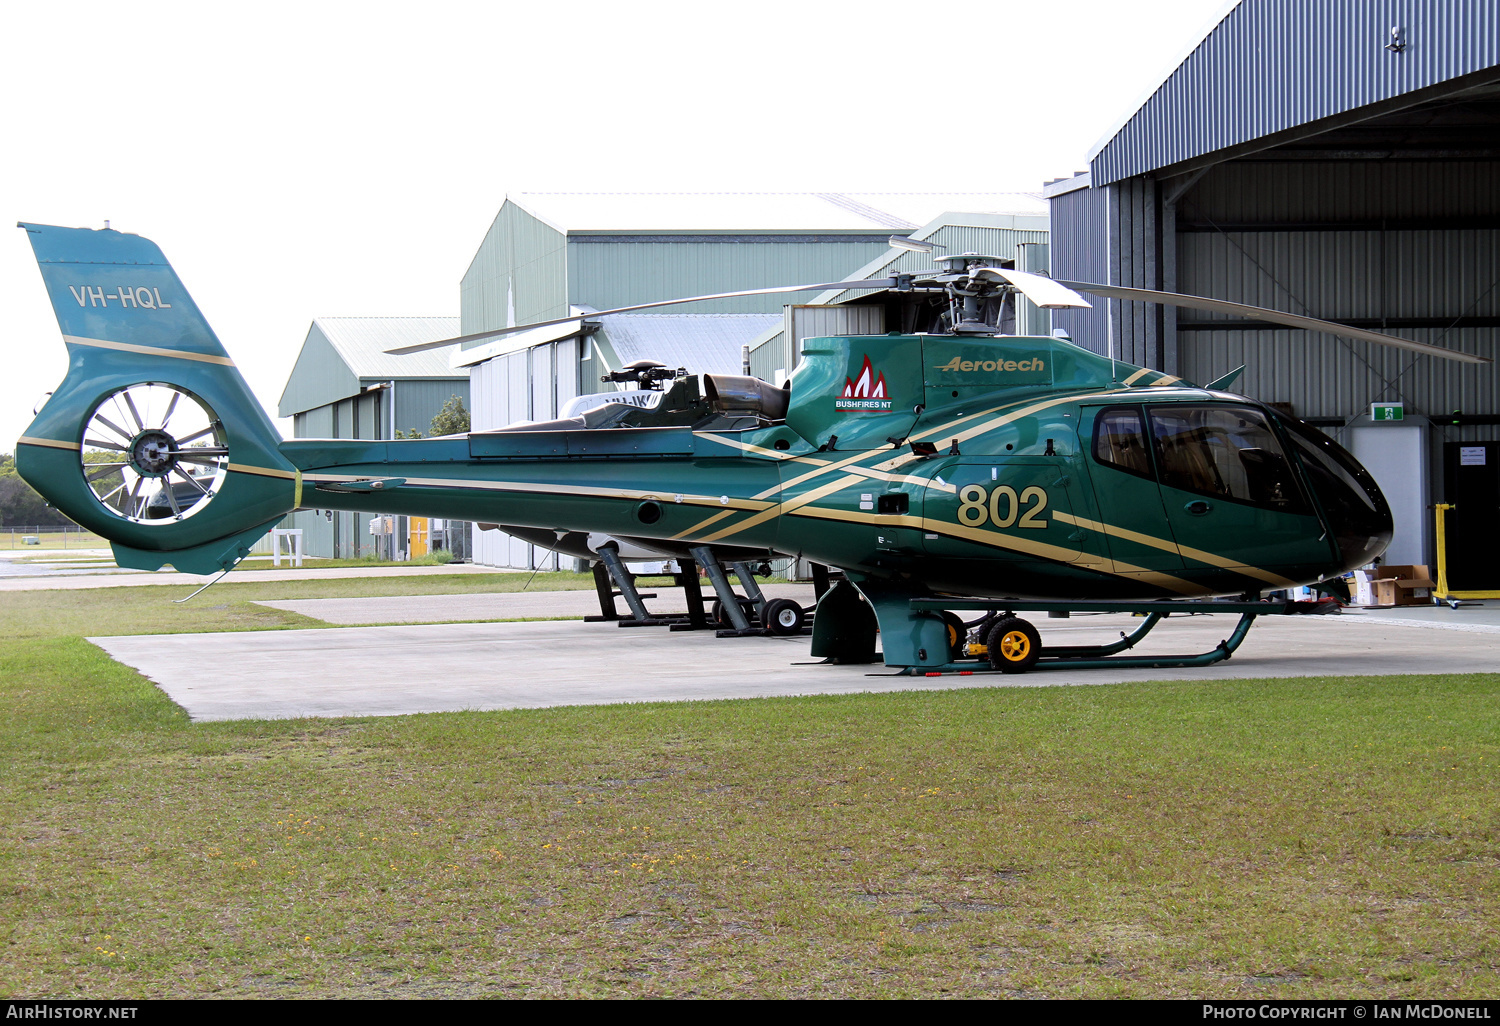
[712, 598, 758, 627]
[762, 598, 805, 636]
[939, 611, 968, 661]
[986, 616, 1041, 674]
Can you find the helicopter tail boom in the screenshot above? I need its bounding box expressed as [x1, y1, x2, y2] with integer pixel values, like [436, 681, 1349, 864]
[15, 224, 299, 574]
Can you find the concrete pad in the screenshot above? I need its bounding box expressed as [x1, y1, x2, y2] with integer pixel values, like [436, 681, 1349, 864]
[1351, 604, 1500, 629]
[255, 584, 820, 624]
[89, 611, 1500, 722]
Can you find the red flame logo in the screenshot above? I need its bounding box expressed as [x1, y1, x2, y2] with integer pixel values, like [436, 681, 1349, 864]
[841, 355, 888, 399]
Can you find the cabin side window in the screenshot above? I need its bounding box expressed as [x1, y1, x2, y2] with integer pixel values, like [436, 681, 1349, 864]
[1092, 406, 1152, 479]
[1147, 405, 1308, 513]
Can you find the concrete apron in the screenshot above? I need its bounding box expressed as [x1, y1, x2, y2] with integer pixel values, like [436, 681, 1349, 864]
[253, 584, 818, 624]
[90, 610, 1500, 723]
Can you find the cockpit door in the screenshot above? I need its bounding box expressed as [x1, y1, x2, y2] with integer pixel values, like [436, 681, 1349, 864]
[1147, 404, 1331, 585]
[1077, 404, 1186, 582]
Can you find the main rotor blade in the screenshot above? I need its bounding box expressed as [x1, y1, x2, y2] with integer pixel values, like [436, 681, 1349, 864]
[972, 268, 1092, 309]
[383, 278, 901, 355]
[1058, 281, 1491, 365]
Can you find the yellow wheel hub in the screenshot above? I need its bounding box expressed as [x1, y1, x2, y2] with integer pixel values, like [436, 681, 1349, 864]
[999, 630, 1031, 662]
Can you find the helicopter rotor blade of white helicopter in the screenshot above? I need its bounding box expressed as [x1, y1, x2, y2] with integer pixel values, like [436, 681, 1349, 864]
[384, 278, 901, 355]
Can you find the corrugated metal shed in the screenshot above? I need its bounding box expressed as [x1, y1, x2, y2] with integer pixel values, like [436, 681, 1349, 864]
[461, 203, 568, 339]
[277, 316, 471, 563]
[1091, 0, 1500, 186]
[509, 193, 1045, 232]
[279, 317, 462, 416]
[1049, 0, 1500, 568]
[596, 314, 781, 377]
[568, 239, 897, 315]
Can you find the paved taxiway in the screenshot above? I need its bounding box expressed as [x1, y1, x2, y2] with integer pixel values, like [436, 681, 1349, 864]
[254, 584, 820, 624]
[90, 596, 1500, 721]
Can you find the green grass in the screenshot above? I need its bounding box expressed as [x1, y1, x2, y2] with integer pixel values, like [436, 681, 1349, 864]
[1, 529, 106, 550]
[232, 553, 463, 570]
[0, 586, 1496, 998]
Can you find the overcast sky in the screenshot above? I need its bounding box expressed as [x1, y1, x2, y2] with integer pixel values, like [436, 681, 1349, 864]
[1, 0, 1230, 447]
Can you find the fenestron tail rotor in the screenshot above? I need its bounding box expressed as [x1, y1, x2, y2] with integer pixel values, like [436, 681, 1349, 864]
[81, 383, 229, 525]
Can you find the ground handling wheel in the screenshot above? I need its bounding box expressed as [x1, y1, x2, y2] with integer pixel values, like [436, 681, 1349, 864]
[712, 598, 759, 628]
[985, 616, 1041, 674]
[762, 598, 805, 635]
[939, 611, 968, 662]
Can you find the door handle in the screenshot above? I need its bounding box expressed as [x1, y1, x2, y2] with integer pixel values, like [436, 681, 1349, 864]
[1185, 500, 1213, 516]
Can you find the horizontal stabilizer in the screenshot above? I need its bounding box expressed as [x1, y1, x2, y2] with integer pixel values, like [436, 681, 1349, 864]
[312, 478, 406, 493]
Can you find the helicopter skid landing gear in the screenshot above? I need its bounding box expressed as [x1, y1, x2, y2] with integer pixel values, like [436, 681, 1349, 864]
[886, 597, 1309, 676]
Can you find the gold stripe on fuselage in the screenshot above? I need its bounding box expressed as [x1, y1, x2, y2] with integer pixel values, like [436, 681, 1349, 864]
[678, 387, 1140, 545]
[63, 335, 237, 367]
[693, 431, 831, 465]
[1052, 509, 1299, 588]
[774, 500, 1207, 596]
[18, 435, 82, 451]
[300, 472, 775, 513]
[676, 509, 737, 538]
[228, 463, 297, 480]
[697, 474, 864, 543]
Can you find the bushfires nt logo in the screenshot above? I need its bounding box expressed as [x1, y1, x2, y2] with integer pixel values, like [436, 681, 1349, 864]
[835, 355, 894, 411]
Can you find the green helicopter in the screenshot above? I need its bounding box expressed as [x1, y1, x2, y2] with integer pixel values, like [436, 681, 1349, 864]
[14, 223, 1485, 674]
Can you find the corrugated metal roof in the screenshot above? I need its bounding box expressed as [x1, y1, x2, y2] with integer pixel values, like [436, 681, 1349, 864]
[279, 317, 465, 418]
[597, 314, 782, 377]
[315, 317, 463, 379]
[511, 193, 1045, 233]
[1091, 0, 1500, 186]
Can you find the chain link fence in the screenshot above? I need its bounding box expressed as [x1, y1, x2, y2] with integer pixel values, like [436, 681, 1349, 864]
[5, 526, 106, 549]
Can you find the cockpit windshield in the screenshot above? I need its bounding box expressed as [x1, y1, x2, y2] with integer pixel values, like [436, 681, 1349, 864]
[1147, 406, 1308, 513]
[1272, 412, 1392, 568]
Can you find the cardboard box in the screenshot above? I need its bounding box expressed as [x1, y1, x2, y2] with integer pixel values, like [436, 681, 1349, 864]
[1367, 565, 1435, 606]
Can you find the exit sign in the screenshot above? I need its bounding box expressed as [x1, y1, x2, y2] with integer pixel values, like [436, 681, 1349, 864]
[1372, 402, 1405, 421]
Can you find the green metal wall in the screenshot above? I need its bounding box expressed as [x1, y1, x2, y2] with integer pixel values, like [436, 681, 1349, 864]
[395, 380, 470, 437]
[278, 323, 361, 417]
[460, 202, 568, 339]
[567, 237, 892, 314]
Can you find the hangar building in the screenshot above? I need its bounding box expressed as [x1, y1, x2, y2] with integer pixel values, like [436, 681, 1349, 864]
[278, 317, 467, 559]
[1045, 0, 1499, 571]
[458, 193, 1047, 569]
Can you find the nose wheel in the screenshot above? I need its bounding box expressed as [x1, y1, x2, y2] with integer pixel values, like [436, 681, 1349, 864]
[985, 616, 1041, 673]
